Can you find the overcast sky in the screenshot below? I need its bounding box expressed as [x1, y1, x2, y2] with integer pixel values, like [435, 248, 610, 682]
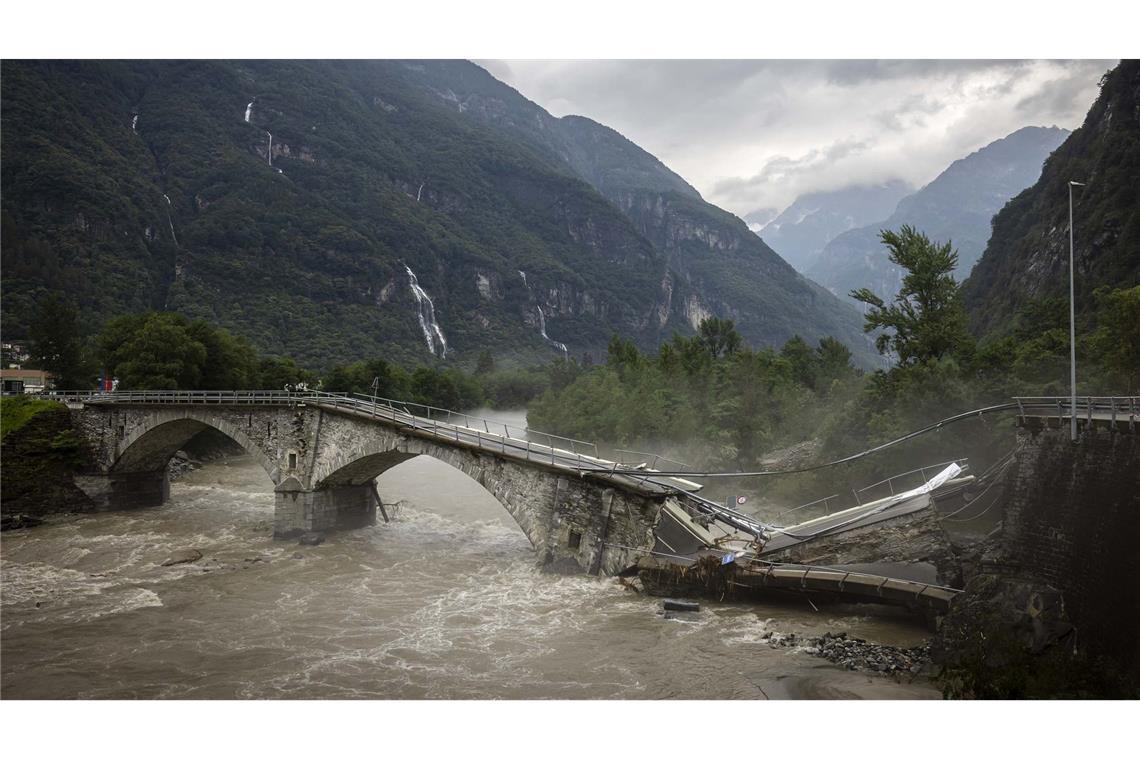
[480, 59, 1115, 216]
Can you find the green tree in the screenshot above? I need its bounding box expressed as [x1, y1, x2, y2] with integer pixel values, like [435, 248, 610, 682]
[258, 356, 318, 389]
[1089, 285, 1140, 392]
[475, 350, 495, 376]
[698, 317, 743, 359]
[27, 295, 93, 388]
[99, 312, 208, 389]
[850, 226, 974, 366]
[815, 336, 856, 390]
[188, 322, 261, 389]
[780, 335, 819, 389]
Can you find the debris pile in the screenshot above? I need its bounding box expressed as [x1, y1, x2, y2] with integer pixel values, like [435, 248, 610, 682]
[763, 630, 931, 676]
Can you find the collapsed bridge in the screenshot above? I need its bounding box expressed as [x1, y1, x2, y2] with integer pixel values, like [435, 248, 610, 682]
[52, 390, 1137, 612]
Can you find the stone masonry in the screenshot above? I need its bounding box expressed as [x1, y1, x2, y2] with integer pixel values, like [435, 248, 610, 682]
[72, 401, 668, 575]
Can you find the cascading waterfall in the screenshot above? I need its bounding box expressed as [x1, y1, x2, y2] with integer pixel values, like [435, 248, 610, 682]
[404, 265, 448, 358]
[131, 114, 138, 131]
[536, 305, 569, 356]
[416, 182, 425, 202]
[266, 131, 273, 166]
[162, 194, 179, 246]
[244, 100, 253, 123]
[518, 271, 568, 356]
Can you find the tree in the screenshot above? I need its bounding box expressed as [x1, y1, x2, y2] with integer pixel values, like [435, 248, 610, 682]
[815, 336, 856, 390]
[28, 295, 93, 388]
[1090, 285, 1140, 392]
[850, 226, 974, 366]
[780, 335, 818, 389]
[698, 317, 743, 359]
[475, 350, 495, 376]
[258, 356, 317, 389]
[98, 312, 208, 389]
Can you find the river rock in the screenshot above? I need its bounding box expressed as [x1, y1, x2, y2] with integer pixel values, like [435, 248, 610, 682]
[663, 599, 700, 612]
[298, 532, 324, 546]
[160, 548, 203, 566]
[1, 513, 44, 531]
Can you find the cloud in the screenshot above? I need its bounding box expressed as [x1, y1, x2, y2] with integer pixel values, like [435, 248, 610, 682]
[483, 59, 1116, 215]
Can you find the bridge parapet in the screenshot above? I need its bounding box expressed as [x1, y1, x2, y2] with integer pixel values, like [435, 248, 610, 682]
[1013, 395, 1138, 434]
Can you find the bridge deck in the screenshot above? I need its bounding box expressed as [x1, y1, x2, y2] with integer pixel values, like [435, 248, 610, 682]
[65, 389, 702, 499]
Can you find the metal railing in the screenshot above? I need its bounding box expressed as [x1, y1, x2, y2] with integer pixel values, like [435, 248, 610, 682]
[613, 448, 691, 472]
[1013, 395, 1137, 431]
[48, 388, 631, 483]
[851, 458, 969, 505]
[772, 458, 969, 523]
[773, 493, 841, 522]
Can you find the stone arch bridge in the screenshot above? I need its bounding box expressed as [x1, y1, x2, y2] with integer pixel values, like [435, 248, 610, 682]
[66, 390, 704, 576]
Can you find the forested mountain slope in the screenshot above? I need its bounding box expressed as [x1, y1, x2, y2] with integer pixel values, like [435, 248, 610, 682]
[1, 60, 874, 368]
[964, 61, 1139, 335]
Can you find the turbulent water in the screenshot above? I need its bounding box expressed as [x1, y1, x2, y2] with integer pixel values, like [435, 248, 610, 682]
[1, 454, 939, 699]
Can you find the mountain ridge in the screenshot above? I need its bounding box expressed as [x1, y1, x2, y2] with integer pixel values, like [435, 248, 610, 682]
[1, 60, 878, 368]
[806, 125, 1070, 305]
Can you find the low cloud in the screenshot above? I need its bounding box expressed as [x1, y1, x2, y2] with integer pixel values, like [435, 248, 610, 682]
[483, 59, 1115, 215]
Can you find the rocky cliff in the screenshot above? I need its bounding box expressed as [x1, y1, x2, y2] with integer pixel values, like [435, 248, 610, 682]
[963, 61, 1139, 335]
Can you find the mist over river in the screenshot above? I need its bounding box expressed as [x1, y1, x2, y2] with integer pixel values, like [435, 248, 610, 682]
[1, 450, 938, 699]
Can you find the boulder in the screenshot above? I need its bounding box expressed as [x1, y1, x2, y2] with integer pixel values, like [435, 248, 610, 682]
[298, 532, 324, 546]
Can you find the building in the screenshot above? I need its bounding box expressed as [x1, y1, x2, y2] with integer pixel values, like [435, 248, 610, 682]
[0, 368, 54, 394]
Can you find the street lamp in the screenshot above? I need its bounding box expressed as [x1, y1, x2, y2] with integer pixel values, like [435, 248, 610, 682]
[1068, 180, 1085, 442]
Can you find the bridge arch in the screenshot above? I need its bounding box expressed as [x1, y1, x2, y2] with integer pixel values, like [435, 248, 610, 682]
[312, 438, 549, 551]
[111, 410, 281, 486]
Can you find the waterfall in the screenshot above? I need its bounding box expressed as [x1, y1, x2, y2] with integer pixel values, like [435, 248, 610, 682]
[162, 194, 178, 246]
[404, 265, 448, 358]
[266, 131, 273, 166]
[131, 115, 138, 131]
[537, 305, 569, 356]
[416, 182, 425, 202]
[518, 270, 568, 356]
[244, 100, 253, 123]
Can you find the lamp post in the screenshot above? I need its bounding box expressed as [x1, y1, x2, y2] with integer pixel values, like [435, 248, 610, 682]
[1068, 180, 1085, 442]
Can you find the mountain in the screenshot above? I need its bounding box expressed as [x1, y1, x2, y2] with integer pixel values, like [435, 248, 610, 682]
[964, 61, 1139, 335]
[807, 126, 1071, 305]
[758, 180, 913, 272]
[388, 61, 876, 364]
[0, 60, 876, 369]
[742, 207, 778, 233]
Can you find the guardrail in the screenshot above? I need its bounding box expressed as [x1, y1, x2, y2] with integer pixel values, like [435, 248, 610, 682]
[771, 458, 969, 523]
[45, 389, 623, 482]
[613, 448, 691, 472]
[1013, 395, 1137, 431]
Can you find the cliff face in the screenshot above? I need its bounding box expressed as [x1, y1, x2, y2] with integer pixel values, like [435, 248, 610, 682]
[964, 61, 1140, 335]
[807, 126, 1070, 306]
[2, 60, 876, 368]
[353, 61, 878, 364]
